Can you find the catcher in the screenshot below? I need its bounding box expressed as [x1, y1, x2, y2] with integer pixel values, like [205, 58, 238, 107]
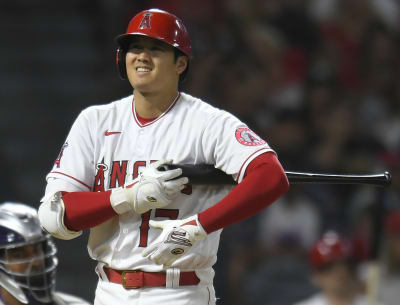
[0, 202, 91, 305]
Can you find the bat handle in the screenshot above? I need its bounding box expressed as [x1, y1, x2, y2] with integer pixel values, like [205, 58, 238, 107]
[158, 164, 179, 171]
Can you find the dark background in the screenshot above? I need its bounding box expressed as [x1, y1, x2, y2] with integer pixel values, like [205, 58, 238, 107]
[1, 0, 399, 304]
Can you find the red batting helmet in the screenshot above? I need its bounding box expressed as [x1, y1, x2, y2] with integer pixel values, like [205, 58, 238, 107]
[309, 232, 352, 269]
[115, 8, 192, 80]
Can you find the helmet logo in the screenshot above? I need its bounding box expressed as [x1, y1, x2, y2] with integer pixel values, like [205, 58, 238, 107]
[139, 12, 153, 29]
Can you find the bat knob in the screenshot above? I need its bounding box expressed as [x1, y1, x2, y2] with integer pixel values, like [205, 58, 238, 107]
[384, 171, 392, 187]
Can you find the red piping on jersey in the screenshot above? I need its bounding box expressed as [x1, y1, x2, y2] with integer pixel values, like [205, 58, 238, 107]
[132, 92, 181, 128]
[236, 148, 272, 182]
[49, 171, 91, 190]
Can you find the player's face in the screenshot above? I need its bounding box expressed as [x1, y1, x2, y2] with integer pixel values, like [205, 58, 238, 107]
[312, 262, 357, 295]
[125, 36, 188, 93]
[3, 243, 45, 274]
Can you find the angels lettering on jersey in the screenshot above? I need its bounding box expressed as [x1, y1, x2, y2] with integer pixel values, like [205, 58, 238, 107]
[93, 159, 143, 192]
[92, 159, 192, 195]
[90, 128, 265, 192]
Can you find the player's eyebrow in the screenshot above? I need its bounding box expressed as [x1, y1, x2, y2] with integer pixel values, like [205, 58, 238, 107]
[152, 40, 168, 47]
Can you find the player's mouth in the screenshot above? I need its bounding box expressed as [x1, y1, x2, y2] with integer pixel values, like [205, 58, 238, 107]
[136, 66, 153, 73]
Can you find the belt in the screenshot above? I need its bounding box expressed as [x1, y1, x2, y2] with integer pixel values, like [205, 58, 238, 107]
[103, 267, 200, 289]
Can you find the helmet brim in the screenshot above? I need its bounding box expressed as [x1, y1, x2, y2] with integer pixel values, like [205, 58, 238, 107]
[115, 33, 192, 58]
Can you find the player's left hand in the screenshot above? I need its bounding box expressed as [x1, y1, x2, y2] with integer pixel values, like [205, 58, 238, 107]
[142, 214, 207, 267]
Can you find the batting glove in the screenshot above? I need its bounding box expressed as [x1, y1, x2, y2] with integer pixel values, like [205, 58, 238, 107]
[110, 159, 188, 214]
[142, 214, 207, 267]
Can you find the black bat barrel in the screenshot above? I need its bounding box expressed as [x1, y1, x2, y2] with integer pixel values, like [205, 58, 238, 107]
[158, 164, 391, 187]
[158, 164, 234, 185]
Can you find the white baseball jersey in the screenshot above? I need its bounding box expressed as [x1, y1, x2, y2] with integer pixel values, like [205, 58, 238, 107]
[43, 92, 274, 281]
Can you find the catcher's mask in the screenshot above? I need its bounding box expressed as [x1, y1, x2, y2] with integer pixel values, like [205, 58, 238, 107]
[0, 202, 58, 304]
[115, 8, 192, 80]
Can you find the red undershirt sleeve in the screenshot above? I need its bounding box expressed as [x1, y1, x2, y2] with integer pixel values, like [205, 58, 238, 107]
[62, 190, 117, 231]
[198, 152, 290, 234]
[61, 152, 289, 233]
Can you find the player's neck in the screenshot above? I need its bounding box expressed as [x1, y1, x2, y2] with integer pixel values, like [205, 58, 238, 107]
[134, 89, 179, 119]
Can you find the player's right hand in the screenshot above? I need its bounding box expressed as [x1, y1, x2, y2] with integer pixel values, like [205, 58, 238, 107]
[110, 159, 189, 214]
[142, 214, 207, 267]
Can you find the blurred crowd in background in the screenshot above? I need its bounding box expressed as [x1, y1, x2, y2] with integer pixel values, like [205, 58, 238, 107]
[0, 0, 399, 304]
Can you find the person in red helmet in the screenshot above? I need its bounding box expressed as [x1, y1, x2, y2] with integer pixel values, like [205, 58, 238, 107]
[372, 211, 400, 305]
[37, 8, 289, 305]
[294, 231, 376, 305]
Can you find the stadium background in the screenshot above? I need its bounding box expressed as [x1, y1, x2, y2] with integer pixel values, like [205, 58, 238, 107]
[0, 1, 399, 304]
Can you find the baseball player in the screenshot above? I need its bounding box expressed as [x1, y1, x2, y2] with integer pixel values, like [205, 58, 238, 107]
[38, 8, 289, 305]
[368, 211, 400, 305]
[0, 202, 91, 305]
[293, 231, 380, 305]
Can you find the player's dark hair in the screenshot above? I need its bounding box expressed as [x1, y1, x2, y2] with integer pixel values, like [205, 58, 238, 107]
[174, 48, 190, 84]
[315, 259, 357, 273]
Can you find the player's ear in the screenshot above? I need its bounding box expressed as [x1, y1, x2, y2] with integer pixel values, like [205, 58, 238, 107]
[176, 56, 188, 75]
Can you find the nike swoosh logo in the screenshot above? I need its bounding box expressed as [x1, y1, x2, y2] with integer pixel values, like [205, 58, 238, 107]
[105, 130, 122, 136]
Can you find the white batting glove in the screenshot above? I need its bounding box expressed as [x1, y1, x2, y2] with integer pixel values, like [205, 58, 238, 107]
[142, 214, 207, 267]
[110, 159, 188, 214]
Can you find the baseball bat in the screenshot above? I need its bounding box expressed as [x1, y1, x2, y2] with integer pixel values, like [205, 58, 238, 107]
[159, 164, 391, 187]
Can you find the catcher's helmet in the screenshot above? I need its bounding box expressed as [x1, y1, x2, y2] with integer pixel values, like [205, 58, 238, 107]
[309, 231, 352, 269]
[0, 202, 57, 304]
[115, 8, 192, 80]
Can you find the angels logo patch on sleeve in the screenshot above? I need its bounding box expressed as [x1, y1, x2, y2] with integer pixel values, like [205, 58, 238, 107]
[235, 128, 266, 146]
